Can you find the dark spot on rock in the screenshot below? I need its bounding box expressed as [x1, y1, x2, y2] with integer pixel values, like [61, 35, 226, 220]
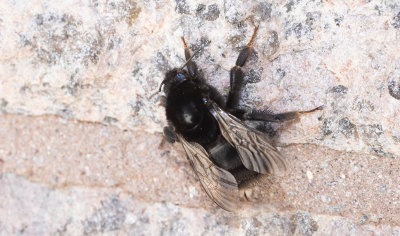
[256, 2, 272, 20]
[0, 98, 8, 108]
[175, 0, 190, 14]
[19, 225, 28, 234]
[131, 62, 142, 78]
[59, 106, 73, 118]
[368, 124, 383, 136]
[154, 52, 170, 72]
[388, 78, 400, 100]
[20, 85, 32, 94]
[306, 12, 321, 27]
[291, 211, 318, 236]
[61, 73, 82, 95]
[244, 217, 263, 236]
[334, 15, 344, 26]
[329, 85, 348, 95]
[55, 218, 72, 235]
[359, 124, 383, 145]
[371, 144, 385, 155]
[19, 34, 32, 47]
[392, 135, 400, 143]
[104, 1, 141, 26]
[285, 0, 295, 12]
[268, 30, 279, 48]
[380, 183, 387, 192]
[23, 12, 105, 67]
[190, 37, 211, 57]
[61, 85, 75, 95]
[103, 116, 118, 124]
[129, 100, 144, 115]
[352, 97, 374, 112]
[274, 68, 286, 81]
[392, 11, 400, 29]
[234, 21, 247, 30]
[247, 49, 259, 64]
[196, 4, 206, 14]
[228, 34, 245, 48]
[374, 5, 382, 15]
[321, 118, 334, 136]
[196, 4, 220, 21]
[360, 214, 368, 224]
[338, 117, 355, 138]
[261, 31, 279, 58]
[126, 1, 141, 26]
[245, 68, 262, 84]
[108, 37, 122, 50]
[83, 196, 126, 235]
[35, 14, 44, 25]
[293, 23, 303, 38]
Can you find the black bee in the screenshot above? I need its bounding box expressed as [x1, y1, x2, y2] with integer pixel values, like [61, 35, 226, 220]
[152, 27, 322, 211]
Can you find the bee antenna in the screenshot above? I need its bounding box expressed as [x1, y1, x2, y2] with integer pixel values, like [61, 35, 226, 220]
[180, 48, 201, 70]
[149, 80, 165, 99]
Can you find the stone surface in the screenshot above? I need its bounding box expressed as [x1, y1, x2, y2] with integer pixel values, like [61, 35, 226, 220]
[1, 0, 400, 234]
[0, 114, 399, 235]
[2, 173, 399, 235]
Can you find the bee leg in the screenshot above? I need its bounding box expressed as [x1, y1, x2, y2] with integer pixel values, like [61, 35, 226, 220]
[243, 106, 323, 122]
[240, 188, 259, 202]
[181, 36, 199, 78]
[159, 126, 177, 148]
[226, 26, 259, 110]
[157, 95, 166, 107]
[163, 126, 177, 143]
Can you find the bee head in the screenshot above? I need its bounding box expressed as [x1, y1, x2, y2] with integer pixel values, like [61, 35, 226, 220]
[162, 68, 190, 94]
[150, 47, 199, 100]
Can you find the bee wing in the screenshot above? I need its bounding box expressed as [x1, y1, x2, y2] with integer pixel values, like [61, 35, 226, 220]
[176, 133, 239, 211]
[210, 102, 287, 174]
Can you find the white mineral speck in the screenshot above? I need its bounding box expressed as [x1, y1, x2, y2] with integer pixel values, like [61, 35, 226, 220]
[306, 170, 313, 183]
[189, 186, 198, 198]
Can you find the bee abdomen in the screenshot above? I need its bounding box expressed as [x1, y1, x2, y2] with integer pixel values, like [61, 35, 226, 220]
[208, 139, 261, 188]
[230, 166, 260, 188]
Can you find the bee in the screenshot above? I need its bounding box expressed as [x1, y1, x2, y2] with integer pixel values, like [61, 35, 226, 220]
[151, 27, 322, 211]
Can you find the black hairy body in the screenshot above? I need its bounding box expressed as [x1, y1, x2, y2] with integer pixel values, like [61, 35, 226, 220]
[165, 71, 260, 188]
[155, 27, 322, 211]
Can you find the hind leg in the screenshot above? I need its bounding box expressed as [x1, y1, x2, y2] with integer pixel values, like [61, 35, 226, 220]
[242, 106, 324, 122]
[224, 27, 323, 121]
[226, 26, 259, 112]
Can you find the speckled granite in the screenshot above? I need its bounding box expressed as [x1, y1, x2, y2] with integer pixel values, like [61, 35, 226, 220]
[1, 172, 399, 235]
[0, 114, 399, 235]
[1, 0, 400, 156]
[0, 0, 400, 234]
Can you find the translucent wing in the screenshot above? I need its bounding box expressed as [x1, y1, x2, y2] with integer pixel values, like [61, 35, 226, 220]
[175, 133, 239, 211]
[210, 102, 287, 174]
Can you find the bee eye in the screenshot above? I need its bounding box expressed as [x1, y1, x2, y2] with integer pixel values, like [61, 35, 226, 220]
[176, 73, 185, 80]
[202, 98, 208, 104]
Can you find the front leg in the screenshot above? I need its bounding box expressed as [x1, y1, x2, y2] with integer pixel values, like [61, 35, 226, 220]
[158, 126, 177, 149]
[181, 37, 200, 79]
[163, 126, 177, 143]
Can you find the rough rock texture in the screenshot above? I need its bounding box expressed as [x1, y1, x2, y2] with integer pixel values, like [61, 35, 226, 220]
[1, 0, 400, 234]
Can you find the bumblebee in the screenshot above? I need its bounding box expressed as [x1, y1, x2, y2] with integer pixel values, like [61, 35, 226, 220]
[152, 27, 322, 211]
